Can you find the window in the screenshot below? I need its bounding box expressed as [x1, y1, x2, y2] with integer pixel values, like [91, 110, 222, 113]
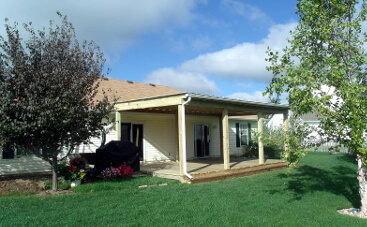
[240, 123, 248, 146]
[236, 123, 251, 147]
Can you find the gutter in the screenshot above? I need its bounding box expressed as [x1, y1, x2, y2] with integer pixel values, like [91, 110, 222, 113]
[182, 94, 194, 180]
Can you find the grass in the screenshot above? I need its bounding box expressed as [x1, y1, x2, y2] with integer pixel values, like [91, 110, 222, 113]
[1, 152, 367, 226]
[44, 180, 71, 190]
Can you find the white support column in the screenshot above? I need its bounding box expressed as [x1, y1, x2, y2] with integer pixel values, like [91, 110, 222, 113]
[283, 112, 289, 159]
[177, 104, 184, 176]
[222, 108, 230, 170]
[258, 113, 264, 164]
[115, 111, 121, 141]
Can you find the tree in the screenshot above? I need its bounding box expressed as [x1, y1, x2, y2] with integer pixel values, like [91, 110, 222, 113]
[265, 0, 367, 214]
[0, 13, 114, 191]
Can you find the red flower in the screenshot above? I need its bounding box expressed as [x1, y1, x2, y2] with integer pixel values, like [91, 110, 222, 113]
[72, 166, 77, 172]
[69, 156, 86, 169]
[117, 164, 133, 178]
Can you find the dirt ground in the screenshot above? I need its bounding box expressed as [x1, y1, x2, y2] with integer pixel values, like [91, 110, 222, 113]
[0, 174, 73, 196]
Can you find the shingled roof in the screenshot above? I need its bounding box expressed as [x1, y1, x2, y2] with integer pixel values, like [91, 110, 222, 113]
[94, 78, 184, 102]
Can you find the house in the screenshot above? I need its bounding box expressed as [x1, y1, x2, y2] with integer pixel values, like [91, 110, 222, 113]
[267, 112, 348, 153]
[82, 78, 289, 181]
[300, 112, 348, 153]
[1, 78, 290, 180]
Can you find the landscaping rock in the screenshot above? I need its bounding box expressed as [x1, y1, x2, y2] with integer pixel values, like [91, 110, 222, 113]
[338, 208, 367, 219]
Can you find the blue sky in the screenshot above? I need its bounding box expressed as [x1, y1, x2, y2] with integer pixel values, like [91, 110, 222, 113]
[0, 0, 299, 103]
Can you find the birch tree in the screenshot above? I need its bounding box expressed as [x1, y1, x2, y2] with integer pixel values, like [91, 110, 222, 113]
[266, 0, 367, 214]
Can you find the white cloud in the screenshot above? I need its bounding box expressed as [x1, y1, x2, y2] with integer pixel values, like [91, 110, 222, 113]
[0, 0, 202, 55]
[179, 22, 297, 83]
[166, 35, 212, 53]
[227, 91, 269, 102]
[145, 68, 219, 94]
[221, 0, 271, 23]
[144, 22, 297, 98]
[235, 82, 251, 89]
[190, 35, 213, 51]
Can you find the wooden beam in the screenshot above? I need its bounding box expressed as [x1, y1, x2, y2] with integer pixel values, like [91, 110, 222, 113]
[283, 112, 289, 159]
[115, 95, 185, 111]
[177, 104, 184, 176]
[189, 100, 288, 115]
[222, 108, 230, 170]
[115, 111, 121, 141]
[258, 113, 264, 164]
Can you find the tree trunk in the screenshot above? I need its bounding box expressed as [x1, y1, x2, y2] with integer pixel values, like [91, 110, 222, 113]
[357, 153, 367, 215]
[51, 155, 58, 191]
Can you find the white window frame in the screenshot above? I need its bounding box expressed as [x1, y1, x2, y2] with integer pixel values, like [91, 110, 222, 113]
[239, 123, 249, 146]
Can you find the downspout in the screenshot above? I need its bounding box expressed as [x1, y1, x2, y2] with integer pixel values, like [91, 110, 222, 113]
[182, 95, 194, 180]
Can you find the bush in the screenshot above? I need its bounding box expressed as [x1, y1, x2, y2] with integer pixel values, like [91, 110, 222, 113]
[243, 141, 281, 159]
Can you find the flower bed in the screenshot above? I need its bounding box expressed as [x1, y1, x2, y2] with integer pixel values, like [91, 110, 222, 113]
[100, 164, 134, 180]
[58, 156, 87, 184]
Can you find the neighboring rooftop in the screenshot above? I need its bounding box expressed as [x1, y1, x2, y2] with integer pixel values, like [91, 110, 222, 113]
[94, 78, 184, 102]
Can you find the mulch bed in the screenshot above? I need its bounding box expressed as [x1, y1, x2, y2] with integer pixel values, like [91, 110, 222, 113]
[0, 173, 73, 196]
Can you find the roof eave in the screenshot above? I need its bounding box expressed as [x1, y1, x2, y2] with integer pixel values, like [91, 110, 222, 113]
[187, 93, 289, 110]
[113, 92, 187, 104]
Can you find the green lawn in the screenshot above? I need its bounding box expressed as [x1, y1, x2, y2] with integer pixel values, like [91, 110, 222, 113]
[1, 152, 367, 226]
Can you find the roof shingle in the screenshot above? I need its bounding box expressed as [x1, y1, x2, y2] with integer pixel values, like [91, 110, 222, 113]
[95, 78, 184, 102]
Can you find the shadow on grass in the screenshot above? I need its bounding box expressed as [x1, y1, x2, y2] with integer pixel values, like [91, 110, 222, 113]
[269, 165, 360, 207]
[336, 153, 357, 165]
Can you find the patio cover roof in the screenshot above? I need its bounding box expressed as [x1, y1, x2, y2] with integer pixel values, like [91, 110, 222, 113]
[114, 92, 289, 116]
[113, 84, 290, 179]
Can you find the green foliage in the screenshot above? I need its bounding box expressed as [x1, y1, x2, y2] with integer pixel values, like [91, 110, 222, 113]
[285, 116, 314, 165]
[250, 116, 312, 165]
[0, 13, 115, 190]
[242, 141, 259, 158]
[260, 124, 284, 158]
[265, 0, 367, 160]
